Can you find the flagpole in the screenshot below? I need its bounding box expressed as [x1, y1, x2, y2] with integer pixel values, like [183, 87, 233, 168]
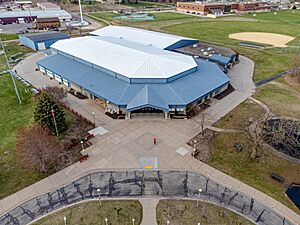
[0, 37, 22, 104]
[51, 108, 59, 136]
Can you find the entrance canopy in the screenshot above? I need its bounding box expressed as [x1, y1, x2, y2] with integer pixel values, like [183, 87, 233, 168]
[126, 85, 169, 112]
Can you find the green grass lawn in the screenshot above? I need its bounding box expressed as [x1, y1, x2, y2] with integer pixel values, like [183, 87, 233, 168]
[32, 200, 142, 225]
[210, 132, 300, 212]
[254, 79, 300, 119]
[0, 42, 33, 71]
[211, 97, 300, 212]
[0, 33, 19, 41]
[243, 10, 300, 25]
[157, 200, 254, 225]
[0, 74, 94, 199]
[0, 74, 46, 199]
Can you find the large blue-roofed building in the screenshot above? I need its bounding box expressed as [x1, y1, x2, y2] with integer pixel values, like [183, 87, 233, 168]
[37, 26, 229, 119]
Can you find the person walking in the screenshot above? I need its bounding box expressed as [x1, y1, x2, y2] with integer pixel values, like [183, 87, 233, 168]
[153, 137, 157, 145]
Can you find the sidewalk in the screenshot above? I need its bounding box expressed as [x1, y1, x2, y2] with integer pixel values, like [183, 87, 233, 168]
[140, 199, 159, 225]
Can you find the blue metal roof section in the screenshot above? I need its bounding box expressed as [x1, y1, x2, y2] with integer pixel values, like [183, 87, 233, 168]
[21, 32, 69, 42]
[37, 54, 229, 111]
[209, 54, 232, 66]
[126, 85, 169, 111]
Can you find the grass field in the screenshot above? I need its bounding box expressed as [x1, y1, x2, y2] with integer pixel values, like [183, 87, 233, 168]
[156, 200, 254, 225]
[211, 99, 300, 212]
[0, 72, 94, 199]
[0, 75, 45, 199]
[0, 42, 33, 71]
[88, 11, 300, 82]
[0, 33, 19, 41]
[32, 200, 142, 225]
[254, 79, 300, 119]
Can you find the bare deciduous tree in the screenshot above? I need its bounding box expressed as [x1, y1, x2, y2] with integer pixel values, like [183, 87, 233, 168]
[245, 117, 266, 160]
[198, 111, 206, 137]
[42, 86, 67, 103]
[291, 52, 300, 83]
[16, 124, 60, 173]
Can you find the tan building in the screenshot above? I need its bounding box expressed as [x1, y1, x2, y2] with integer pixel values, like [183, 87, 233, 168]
[34, 17, 60, 30]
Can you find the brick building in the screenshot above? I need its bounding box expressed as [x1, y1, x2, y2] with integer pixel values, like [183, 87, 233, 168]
[177, 1, 272, 15]
[176, 2, 226, 15]
[233, 2, 272, 12]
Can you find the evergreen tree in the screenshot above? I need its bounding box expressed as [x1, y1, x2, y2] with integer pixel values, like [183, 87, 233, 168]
[34, 93, 67, 134]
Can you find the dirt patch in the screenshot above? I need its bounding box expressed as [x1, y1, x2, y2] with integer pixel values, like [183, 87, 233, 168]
[56, 109, 94, 170]
[229, 32, 294, 47]
[284, 76, 300, 92]
[188, 129, 215, 163]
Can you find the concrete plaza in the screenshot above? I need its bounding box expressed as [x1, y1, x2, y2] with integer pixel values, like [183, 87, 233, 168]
[1, 52, 299, 225]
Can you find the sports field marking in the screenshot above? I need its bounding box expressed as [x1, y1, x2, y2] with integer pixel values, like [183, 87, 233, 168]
[229, 32, 294, 47]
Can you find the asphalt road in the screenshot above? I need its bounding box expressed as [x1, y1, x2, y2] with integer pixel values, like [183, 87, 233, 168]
[0, 170, 293, 225]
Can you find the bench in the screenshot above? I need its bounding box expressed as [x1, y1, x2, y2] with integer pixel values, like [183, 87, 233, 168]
[79, 154, 89, 162]
[270, 173, 284, 183]
[191, 149, 200, 157]
[84, 133, 94, 141]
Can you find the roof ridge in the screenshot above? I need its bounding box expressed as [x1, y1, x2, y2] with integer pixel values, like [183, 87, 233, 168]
[167, 84, 186, 104]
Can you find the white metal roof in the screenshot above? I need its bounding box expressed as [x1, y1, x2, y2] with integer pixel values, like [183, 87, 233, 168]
[51, 36, 197, 79]
[89, 26, 197, 50]
[0, 10, 71, 19]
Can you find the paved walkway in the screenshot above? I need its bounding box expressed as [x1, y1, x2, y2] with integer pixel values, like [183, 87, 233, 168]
[1, 52, 299, 224]
[140, 199, 159, 225]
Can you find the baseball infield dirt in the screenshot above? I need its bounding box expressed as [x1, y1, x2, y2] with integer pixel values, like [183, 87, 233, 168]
[229, 32, 294, 47]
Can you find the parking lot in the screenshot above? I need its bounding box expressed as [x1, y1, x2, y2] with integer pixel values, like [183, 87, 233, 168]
[0, 22, 32, 34]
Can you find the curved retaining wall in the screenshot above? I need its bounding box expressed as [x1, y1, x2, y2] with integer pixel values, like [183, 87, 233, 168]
[0, 170, 294, 225]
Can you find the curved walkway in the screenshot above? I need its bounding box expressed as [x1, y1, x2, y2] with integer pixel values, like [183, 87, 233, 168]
[0, 170, 294, 225]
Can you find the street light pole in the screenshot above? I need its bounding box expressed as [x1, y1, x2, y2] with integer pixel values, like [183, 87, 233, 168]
[63, 216, 67, 225]
[97, 188, 101, 206]
[196, 188, 202, 207]
[78, 0, 84, 24]
[0, 37, 22, 104]
[105, 218, 108, 225]
[167, 220, 170, 225]
[51, 108, 59, 136]
[132, 218, 135, 225]
[92, 112, 95, 125]
[193, 140, 197, 151]
[80, 140, 85, 154]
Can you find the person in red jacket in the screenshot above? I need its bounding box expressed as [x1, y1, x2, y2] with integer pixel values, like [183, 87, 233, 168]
[153, 137, 157, 144]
